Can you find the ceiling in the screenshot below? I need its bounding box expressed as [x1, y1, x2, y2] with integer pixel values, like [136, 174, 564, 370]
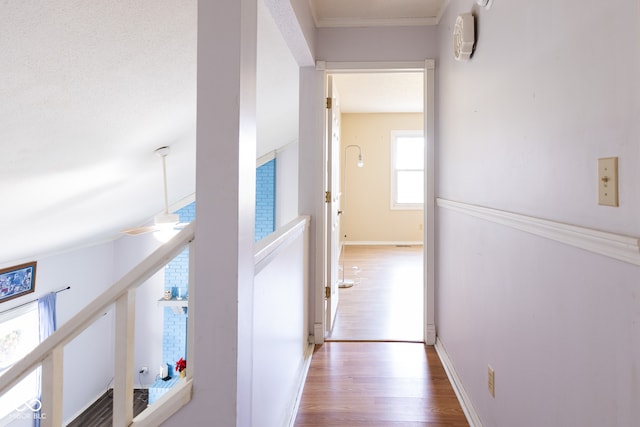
[332, 73, 424, 113]
[0, 0, 437, 267]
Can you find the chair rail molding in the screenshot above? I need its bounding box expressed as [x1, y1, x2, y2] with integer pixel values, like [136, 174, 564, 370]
[437, 199, 640, 266]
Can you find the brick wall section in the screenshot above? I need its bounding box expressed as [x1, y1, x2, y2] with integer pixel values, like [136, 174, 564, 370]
[161, 202, 195, 376]
[255, 159, 276, 242]
[160, 161, 276, 377]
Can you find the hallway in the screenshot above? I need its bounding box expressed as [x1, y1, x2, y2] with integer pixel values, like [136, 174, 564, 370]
[295, 245, 467, 426]
[294, 342, 468, 426]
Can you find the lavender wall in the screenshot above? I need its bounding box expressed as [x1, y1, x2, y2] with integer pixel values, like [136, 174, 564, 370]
[316, 26, 438, 62]
[435, 0, 640, 425]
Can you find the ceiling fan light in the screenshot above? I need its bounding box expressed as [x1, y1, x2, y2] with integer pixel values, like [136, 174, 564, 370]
[154, 224, 179, 243]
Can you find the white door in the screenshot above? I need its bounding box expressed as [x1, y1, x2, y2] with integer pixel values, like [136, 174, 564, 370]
[325, 75, 341, 333]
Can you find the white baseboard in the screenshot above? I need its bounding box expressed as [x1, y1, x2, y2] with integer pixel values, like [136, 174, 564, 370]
[313, 323, 324, 344]
[434, 338, 483, 427]
[287, 343, 315, 427]
[344, 241, 424, 246]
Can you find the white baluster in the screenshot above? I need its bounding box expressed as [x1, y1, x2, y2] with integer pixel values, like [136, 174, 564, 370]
[114, 289, 135, 426]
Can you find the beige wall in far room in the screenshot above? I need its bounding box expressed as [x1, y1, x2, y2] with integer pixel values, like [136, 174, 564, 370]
[340, 112, 423, 244]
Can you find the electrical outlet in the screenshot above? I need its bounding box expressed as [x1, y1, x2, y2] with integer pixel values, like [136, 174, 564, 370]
[488, 365, 495, 397]
[139, 366, 149, 375]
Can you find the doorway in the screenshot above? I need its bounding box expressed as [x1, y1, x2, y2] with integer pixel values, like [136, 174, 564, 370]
[321, 62, 436, 344]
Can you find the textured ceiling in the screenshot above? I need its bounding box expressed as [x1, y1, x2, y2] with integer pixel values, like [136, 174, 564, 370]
[0, 0, 198, 266]
[0, 0, 300, 266]
[0, 0, 434, 267]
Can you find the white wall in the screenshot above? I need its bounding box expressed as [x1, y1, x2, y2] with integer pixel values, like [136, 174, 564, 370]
[113, 234, 165, 389]
[316, 26, 438, 62]
[252, 222, 308, 427]
[276, 142, 299, 228]
[34, 243, 116, 423]
[436, 0, 640, 426]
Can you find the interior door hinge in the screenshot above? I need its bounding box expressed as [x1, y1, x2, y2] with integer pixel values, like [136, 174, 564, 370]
[325, 191, 331, 203]
[325, 286, 331, 299]
[326, 97, 332, 109]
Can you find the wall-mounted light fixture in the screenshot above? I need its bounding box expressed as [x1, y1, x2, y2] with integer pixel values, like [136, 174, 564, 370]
[477, 0, 493, 9]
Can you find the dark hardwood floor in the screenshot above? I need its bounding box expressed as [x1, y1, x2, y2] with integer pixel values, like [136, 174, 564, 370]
[294, 342, 468, 426]
[66, 389, 148, 427]
[297, 246, 467, 426]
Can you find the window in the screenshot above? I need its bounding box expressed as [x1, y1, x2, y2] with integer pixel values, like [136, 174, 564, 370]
[391, 131, 424, 209]
[0, 302, 39, 420]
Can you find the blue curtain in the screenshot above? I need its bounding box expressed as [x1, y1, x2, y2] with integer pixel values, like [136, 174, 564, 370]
[35, 293, 57, 427]
[38, 293, 57, 342]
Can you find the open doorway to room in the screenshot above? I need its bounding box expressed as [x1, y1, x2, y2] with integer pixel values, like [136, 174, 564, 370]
[324, 70, 426, 342]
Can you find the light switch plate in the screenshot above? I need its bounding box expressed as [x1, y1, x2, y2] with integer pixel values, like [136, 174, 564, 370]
[598, 157, 619, 207]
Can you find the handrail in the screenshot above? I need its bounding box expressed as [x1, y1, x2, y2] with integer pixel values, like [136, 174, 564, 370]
[0, 221, 196, 426]
[1, 215, 310, 426]
[254, 216, 310, 273]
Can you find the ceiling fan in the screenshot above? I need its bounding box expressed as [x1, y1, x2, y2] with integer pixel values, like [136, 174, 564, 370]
[121, 146, 185, 238]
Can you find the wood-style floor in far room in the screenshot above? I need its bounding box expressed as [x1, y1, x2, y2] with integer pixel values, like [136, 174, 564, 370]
[296, 245, 468, 426]
[328, 245, 424, 342]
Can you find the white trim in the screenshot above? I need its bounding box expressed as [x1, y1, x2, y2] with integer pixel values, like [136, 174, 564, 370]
[256, 151, 276, 168]
[254, 216, 310, 274]
[390, 130, 425, 210]
[324, 61, 426, 72]
[276, 140, 298, 155]
[167, 193, 196, 215]
[344, 241, 423, 246]
[315, 17, 439, 28]
[0, 299, 36, 322]
[423, 61, 436, 346]
[321, 60, 436, 346]
[286, 343, 315, 427]
[437, 198, 640, 266]
[434, 338, 483, 427]
[132, 378, 192, 427]
[313, 323, 324, 344]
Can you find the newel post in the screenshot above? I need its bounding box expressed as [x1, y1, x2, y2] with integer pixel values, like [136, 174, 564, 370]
[114, 289, 136, 426]
[40, 346, 63, 426]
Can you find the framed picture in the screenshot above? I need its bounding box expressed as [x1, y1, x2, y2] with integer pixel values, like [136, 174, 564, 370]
[0, 262, 37, 304]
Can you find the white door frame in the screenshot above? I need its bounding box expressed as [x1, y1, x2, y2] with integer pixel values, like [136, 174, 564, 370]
[314, 60, 436, 345]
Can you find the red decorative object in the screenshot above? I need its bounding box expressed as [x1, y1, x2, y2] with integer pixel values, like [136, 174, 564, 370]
[175, 357, 186, 373]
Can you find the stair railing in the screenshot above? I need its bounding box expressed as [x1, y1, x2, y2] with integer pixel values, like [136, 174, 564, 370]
[0, 221, 196, 427]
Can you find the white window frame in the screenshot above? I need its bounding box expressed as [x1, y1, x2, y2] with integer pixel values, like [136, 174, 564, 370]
[390, 130, 425, 210]
[0, 302, 39, 421]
